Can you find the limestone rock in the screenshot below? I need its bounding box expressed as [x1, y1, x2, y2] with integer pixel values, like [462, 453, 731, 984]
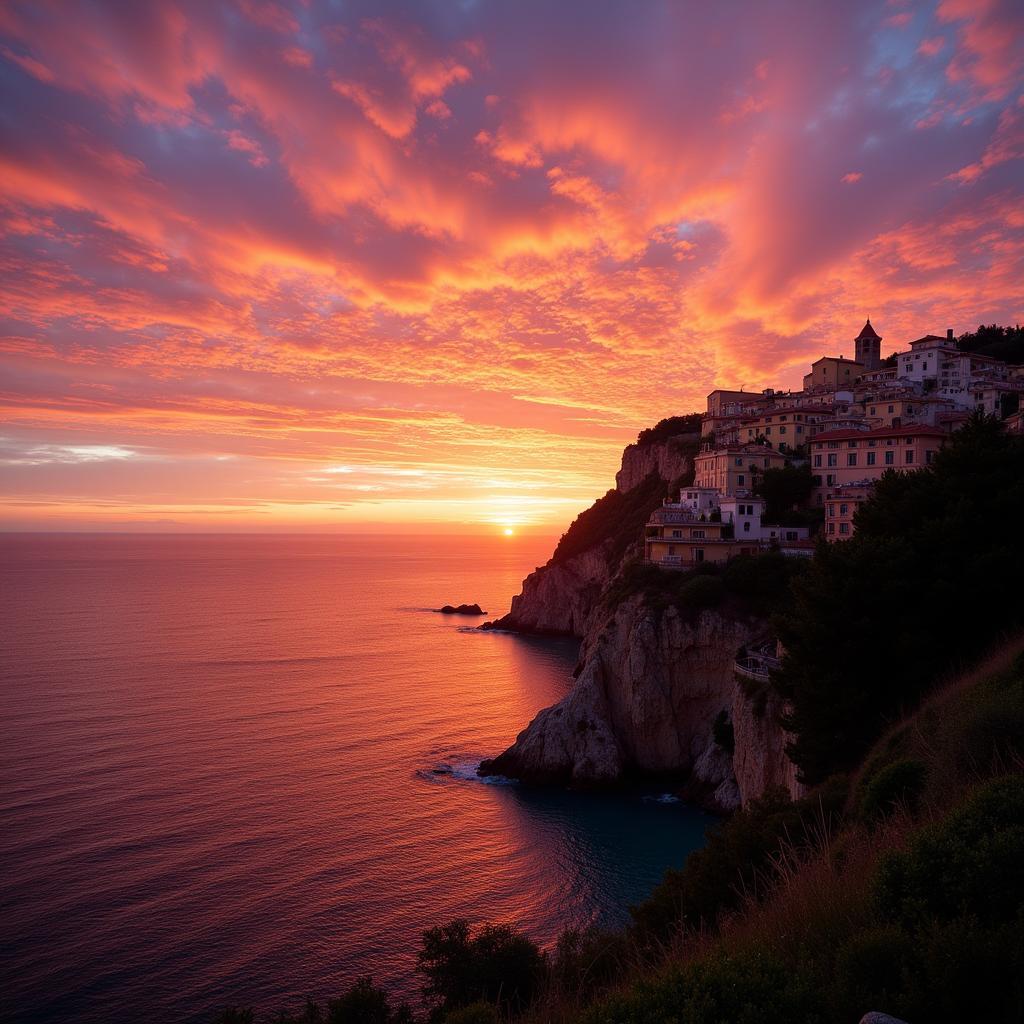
[481, 598, 757, 793]
[731, 677, 805, 804]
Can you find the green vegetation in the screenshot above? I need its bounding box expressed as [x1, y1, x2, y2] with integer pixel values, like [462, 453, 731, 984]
[957, 323, 1024, 364]
[774, 414, 1024, 784]
[550, 473, 674, 566]
[604, 550, 809, 621]
[754, 463, 814, 522]
[634, 413, 702, 447]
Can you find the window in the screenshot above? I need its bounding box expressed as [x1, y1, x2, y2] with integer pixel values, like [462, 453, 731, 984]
[692, 530, 705, 539]
[779, 426, 787, 434]
[885, 451, 895, 465]
[695, 549, 705, 563]
[743, 521, 750, 533]
[826, 474, 835, 485]
[828, 522, 835, 534]
[840, 503, 849, 515]
[867, 451, 876, 466]
[827, 453, 837, 467]
[734, 457, 743, 466]
[848, 440, 858, 448]
[888, 405, 894, 413]
[672, 530, 682, 537]
[905, 449, 914, 464]
[839, 523, 850, 535]
[738, 474, 745, 486]
[926, 450, 935, 464]
[668, 545, 676, 555]
[847, 453, 857, 466]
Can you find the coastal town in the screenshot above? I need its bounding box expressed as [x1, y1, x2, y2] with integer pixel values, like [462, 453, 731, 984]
[645, 321, 1024, 568]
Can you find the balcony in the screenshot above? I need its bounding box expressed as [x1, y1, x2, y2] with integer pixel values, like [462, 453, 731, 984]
[734, 642, 781, 682]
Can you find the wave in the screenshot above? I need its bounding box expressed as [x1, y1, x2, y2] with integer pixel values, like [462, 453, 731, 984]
[416, 757, 518, 787]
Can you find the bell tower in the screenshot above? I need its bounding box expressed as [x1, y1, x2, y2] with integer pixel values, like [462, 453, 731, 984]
[855, 319, 881, 371]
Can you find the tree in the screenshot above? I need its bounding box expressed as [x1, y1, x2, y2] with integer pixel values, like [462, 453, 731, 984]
[417, 920, 545, 1020]
[774, 415, 1024, 784]
[956, 324, 1024, 364]
[754, 464, 814, 522]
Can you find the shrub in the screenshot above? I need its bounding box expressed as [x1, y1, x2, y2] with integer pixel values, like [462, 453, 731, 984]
[874, 774, 1024, 928]
[325, 978, 412, 1024]
[859, 758, 927, 821]
[550, 926, 631, 997]
[635, 414, 702, 446]
[833, 924, 917, 1017]
[583, 949, 822, 1024]
[418, 919, 545, 1019]
[676, 574, 726, 610]
[439, 1004, 499, 1024]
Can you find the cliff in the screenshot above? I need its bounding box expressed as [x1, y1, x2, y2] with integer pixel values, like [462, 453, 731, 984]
[482, 593, 808, 812]
[480, 415, 805, 812]
[484, 420, 700, 637]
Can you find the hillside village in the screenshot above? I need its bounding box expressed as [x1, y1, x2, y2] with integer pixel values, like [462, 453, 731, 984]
[644, 320, 1024, 568]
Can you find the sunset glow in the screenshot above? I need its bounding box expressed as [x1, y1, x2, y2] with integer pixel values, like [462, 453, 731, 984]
[1, 1, 1022, 531]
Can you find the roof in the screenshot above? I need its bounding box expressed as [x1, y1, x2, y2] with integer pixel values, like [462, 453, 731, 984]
[812, 424, 947, 443]
[908, 335, 953, 348]
[811, 355, 863, 366]
[856, 319, 881, 341]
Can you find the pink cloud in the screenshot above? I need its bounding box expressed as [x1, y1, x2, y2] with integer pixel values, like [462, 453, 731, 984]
[0, 0, 1022, 528]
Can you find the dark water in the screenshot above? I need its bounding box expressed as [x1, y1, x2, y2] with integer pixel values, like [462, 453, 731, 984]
[1, 534, 711, 1022]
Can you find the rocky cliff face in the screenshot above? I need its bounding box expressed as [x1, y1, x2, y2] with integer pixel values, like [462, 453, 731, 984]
[490, 546, 611, 637]
[481, 596, 760, 812]
[615, 437, 695, 493]
[731, 680, 805, 806]
[485, 431, 698, 637]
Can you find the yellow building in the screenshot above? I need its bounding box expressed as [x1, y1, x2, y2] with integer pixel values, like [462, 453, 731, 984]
[739, 406, 832, 450]
[802, 356, 864, 391]
[644, 510, 759, 568]
[694, 444, 786, 495]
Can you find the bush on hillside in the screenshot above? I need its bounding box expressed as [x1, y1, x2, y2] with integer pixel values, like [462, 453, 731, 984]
[874, 774, 1024, 928]
[634, 414, 702, 447]
[859, 758, 927, 821]
[551, 473, 675, 566]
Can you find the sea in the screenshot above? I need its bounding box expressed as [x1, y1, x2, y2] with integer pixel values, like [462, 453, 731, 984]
[1, 533, 712, 1023]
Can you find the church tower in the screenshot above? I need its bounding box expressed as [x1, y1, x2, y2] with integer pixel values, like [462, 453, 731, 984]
[855, 319, 881, 371]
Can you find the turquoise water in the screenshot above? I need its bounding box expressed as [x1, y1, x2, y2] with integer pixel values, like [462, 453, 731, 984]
[1, 533, 712, 1022]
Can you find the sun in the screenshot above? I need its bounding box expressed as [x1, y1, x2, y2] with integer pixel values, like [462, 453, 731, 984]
[503, 527, 515, 536]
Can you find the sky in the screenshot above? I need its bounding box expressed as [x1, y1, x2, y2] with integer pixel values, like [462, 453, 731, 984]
[1, 0, 1022, 533]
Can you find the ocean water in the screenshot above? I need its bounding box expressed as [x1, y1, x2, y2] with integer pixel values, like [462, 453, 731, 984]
[1, 534, 712, 1022]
